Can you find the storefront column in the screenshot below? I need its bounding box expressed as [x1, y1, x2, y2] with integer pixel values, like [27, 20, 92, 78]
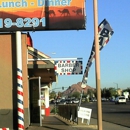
[45, 87, 50, 116]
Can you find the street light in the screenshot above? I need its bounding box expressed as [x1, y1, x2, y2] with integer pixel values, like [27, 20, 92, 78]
[113, 82, 118, 89]
[51, 52, 56, 55]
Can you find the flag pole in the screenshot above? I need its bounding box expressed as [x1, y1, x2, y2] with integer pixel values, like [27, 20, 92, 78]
[16, 31, 24, 130]
[93, 1, 102, 130]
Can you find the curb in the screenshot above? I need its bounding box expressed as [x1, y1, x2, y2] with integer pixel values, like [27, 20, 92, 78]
[55, 115, 97, 129]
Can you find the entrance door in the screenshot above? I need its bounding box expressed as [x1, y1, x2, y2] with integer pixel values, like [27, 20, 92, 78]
[29, 77, 42, 126]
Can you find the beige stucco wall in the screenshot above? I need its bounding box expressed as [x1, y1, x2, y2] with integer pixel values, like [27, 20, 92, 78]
[0, 33, 28, 108]
[0, 34, 14, 109]
[0, 33, 29, 128]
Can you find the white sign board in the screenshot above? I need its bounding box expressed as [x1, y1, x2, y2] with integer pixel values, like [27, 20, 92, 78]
[54, 60, 83, 75]
[78, 107, 92, 125]
[123, 92, 129, 99]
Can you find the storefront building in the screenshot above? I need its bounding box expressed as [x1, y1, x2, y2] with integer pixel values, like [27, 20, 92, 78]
[0, 33, 56, 129]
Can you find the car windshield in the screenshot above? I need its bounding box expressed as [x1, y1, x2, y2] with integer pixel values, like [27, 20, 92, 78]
[119, 97, 125, 99]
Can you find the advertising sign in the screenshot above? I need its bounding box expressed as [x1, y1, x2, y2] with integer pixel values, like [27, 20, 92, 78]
[54, 60, 83, 75]
[78, 107, 92, 125]
[123, 92, 129, 99]
[0, 0, 86, 32]
[81, 19, 114, 88]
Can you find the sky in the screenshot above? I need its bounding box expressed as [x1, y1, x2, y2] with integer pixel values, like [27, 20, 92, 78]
[30, 1, 130, 91]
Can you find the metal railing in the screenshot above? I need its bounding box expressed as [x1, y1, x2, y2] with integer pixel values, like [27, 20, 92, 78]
[57, 104, 78, 124]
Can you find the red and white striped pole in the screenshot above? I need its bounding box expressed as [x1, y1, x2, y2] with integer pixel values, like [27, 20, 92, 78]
[0, 128, 9, 130]
[16, 31, 24, 130]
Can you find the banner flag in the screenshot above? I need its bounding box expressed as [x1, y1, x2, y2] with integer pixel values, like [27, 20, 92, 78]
[81, 19, 114, 88]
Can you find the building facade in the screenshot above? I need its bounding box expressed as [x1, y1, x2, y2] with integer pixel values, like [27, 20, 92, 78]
[0, 33, 56, 129]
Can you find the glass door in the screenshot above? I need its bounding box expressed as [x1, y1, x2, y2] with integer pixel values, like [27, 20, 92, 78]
[29, 77, 42, 126]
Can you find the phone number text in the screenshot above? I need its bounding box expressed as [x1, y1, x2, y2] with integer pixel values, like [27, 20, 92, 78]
[0, 17, 45, 28]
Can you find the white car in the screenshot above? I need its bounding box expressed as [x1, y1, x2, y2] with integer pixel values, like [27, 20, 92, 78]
[115, 96, 126, 104]
[72, 99, 79, 104]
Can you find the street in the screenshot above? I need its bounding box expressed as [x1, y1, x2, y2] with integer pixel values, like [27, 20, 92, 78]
[81, 101, 130, 128]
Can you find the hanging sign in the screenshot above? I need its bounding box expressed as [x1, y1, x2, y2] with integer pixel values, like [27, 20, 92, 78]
[54, 60, 83, 75]
[0, 0, 86, 32]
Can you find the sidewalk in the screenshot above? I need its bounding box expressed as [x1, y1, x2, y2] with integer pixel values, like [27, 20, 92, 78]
[27, 114, 130, 130]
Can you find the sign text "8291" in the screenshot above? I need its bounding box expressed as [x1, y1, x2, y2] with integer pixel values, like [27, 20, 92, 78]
[0, 17, 45, 28]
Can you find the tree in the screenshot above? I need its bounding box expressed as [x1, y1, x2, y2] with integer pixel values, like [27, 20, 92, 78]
[93, 89, 97, 98]
[101, 88, 107, 97]
[72, 92, 80, 99]
[122, 88, 130, 93]
[57, 91, 62, 98]
[82, 92, 87, 99]
[109, 87, 117, 97]
[50, 91, 56, 99]
[101, 87, 117, 99]
[87, 89, 94, 98]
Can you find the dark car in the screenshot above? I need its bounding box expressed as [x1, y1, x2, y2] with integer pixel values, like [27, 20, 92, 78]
[50, 100, 56, 104]
[60, 99, 66, 104]
[66, 99, 73, 104]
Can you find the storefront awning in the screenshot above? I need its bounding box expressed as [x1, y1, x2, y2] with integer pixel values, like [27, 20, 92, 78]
[27, 47, 57, 84]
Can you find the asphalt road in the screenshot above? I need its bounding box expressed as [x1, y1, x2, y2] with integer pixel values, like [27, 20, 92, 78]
[81, 101, 130, 128]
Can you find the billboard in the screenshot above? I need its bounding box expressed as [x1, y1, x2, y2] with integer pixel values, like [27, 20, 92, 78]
[54, 60, 83, 75]
[0, 0, 86, 32]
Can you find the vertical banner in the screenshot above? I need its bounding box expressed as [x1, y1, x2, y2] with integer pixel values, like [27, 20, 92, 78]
[81, 19, 114, 88]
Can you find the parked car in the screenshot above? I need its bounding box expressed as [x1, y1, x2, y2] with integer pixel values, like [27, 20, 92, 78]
[72, 99, 79, 104]
[89, 97, 97, 102]
[109, 97, 115, 102]
[115, 96, 126, 104]
[101, 97, 107, 102]
[50, 100, 56, 104]
[66, 99, 73, 104]
[60, 99, 66, 104]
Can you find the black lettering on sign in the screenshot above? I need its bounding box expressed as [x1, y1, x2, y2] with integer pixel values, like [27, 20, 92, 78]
[64, 63, 68, 67]
[69, 63, 74, 67]
[72, 68, 76, 72]
[61, 68, 64, 72]
[58, 63, 76, 67]
[58, 64, 61, 67]
[75, 62, 79, 67]
[61, 68, 73, 72]
[99, 28, 109, 46]
[100, 28, 109, 37]
[99, 36, 104, 46]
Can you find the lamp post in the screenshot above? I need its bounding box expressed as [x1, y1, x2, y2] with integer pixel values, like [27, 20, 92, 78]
[113, 82, 118, 89]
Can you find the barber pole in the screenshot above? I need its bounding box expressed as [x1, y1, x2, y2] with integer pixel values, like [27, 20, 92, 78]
[0, 128, 9, 130]
[16, 31, 24, 130]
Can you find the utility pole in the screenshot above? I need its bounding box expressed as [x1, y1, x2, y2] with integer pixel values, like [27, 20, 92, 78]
[93, 0, 103, 130]
[113, 82, 118, 89]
